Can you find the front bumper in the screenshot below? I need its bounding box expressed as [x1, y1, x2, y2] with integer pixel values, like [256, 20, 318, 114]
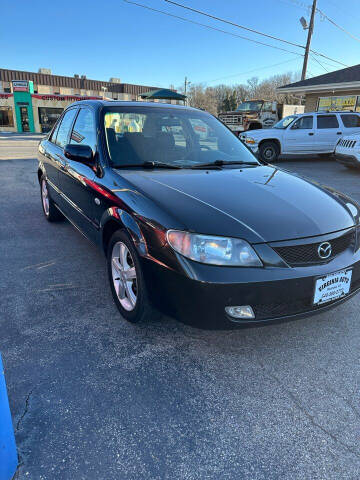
[239, 136, 259, 153]
[141, 247, 360, 329]
[335, 152, 360, 167]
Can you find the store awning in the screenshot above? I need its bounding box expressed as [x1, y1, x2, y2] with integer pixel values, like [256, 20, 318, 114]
[140, 88, 186, 101]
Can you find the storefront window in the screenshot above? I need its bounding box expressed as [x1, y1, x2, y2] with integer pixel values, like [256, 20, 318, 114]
[38, 107, 63, 133]
[0, 106, 14, 127]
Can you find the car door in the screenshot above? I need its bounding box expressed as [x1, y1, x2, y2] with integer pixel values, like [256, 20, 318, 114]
[58, 106, 99, 243]
[40, 115, 63, 202]
[340, 113, 360, 136]
[43, 109, 78, 207]
[48, 107, 79, 212]
[315, 114, 342, 152]
[282, 115, 315, 153]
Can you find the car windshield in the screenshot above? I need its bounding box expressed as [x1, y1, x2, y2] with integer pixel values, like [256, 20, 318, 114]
[273, 115, 297, 129]
[104, 106, 259, 168]
[236, 101, 263, 112]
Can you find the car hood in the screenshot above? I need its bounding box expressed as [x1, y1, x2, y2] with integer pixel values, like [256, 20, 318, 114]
[117, 165, 356, 243]
[243, 128, 281, 140]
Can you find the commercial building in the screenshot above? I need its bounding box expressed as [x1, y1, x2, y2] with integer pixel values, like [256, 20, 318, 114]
[278, 64, 360, 113]
[0, 68, 167, 133]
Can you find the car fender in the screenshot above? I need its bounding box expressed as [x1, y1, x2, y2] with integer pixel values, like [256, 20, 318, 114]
[100, 207, 147, 256]
[37, 161, 46, 183]
[258, 137, 282, 154]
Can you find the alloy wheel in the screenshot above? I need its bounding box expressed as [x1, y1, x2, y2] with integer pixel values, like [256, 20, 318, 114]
[111, 241, 138, 311]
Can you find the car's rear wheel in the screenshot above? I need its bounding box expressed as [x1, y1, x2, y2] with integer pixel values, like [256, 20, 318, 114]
[259, 141, 279, 162]
[107, 230, 157, 323]
[40, 176, 63, 222]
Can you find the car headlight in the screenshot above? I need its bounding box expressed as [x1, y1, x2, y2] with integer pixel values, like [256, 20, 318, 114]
[167, 230, 262, 266]
[245, 137, 256, 145]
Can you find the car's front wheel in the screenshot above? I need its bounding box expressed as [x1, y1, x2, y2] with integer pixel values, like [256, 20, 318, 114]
[259, 141, 279, 162]
[107, 230, 157, 323]
[40, 175, 63, 222]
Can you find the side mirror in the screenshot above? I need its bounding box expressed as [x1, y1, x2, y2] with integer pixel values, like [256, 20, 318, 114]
[64, 144, 94, 166]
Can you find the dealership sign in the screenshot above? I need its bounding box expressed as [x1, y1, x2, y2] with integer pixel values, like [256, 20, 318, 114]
[12, 80, 29, 92]
[318, 95, 358, 112]
[32, 94, 102, 101]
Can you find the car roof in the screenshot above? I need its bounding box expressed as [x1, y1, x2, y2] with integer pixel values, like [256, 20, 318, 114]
[300, 111, 360, 115]
[67, 99, 200, 112]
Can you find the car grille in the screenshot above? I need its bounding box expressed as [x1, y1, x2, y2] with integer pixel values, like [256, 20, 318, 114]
[273, 230, 355, 266]
[219, 115, 242, 125]
[338, 139, 357, 148]
[253, 276, 360, 320]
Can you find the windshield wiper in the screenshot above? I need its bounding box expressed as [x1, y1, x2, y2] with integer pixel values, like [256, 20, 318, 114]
[191, 159, 258, 169]
[113, 161, 182, 170]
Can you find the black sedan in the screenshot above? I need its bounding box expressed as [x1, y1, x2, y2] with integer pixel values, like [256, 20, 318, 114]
[37, 101, 360, 328]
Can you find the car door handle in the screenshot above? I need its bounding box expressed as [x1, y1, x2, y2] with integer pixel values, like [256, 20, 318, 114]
[308, 132, 314, 136]
[337, 132, 342, 135]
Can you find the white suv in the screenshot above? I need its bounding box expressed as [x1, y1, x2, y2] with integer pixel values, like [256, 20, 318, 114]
[240, 111, 360, 162]
[335, 133, 360, 169]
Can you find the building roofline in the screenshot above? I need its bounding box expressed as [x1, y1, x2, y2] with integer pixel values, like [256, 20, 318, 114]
[277, 81, 360, 94]
[0, 67, 162, 95]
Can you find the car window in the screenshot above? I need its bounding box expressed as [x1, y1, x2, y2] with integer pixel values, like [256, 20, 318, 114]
[263, 102, 273, 112]
[341, 114, 360, 128]
[70, 108, 97, 152]
[49, 116, 63, 144]
[317, 115, 339, 129]
[160, 116, 188, 149]
[104, 107, 259, 167]
[56, 108, 78, 148]
[274, 115, 297, 129]
[189, 118, 218, 150]
[291, 116, 313, 129]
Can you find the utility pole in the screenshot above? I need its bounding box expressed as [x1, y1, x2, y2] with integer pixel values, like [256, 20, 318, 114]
[184, 77, 190, 105]
[301, 0, 317, 80]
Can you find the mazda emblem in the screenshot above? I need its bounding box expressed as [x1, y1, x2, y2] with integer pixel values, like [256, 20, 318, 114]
[318, 241, 332, 259]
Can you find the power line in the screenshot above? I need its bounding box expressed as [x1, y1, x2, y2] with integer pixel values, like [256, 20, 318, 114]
[203, 57, 301, 84]
[310, 49, 348, 67]
[163, 0, 348, 68]
[309, 54, 329, 73]
[164, 0, 305, 49]
[123, 0, 348, 69]
[123, 0, 305, 57]
[316, 8, 360, 43]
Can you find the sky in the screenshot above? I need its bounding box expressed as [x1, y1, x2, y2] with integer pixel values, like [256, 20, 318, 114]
[1, 0, 359, 89]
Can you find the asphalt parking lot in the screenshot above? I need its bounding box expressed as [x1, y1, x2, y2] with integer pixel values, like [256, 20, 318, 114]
[2, 133, 360, 480]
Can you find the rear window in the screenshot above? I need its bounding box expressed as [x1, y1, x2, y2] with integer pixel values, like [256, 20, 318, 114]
[317, 115, 339, 129]
[341, 114, 360, 128]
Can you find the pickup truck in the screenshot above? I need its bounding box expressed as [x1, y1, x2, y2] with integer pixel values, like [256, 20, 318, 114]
[218, 99, 304, 135]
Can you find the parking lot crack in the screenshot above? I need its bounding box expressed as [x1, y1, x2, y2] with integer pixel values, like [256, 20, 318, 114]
[255, 356, 360, 459]
[15, 389, 33, 433]
[13, 389, 33, 478]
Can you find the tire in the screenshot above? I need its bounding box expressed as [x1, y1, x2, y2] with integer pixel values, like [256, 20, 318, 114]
[40, 175, 63, 222]
[259, 141, 279, 163]
[107, 229, 157, 323]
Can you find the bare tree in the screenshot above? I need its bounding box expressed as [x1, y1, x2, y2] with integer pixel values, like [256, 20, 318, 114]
[178, 71, 302, 115]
